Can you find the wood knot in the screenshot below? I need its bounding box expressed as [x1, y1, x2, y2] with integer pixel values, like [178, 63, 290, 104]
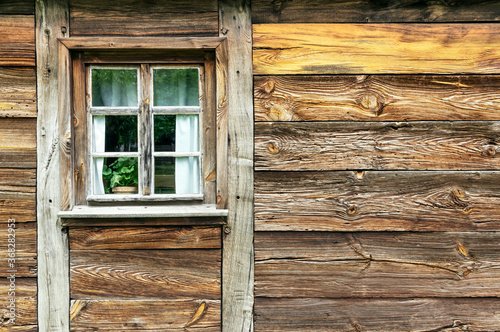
[267, 143, 279, 154]
[452, 188, 466, 199]
[356, 75, 368, 83]
[263, 80, 275, 94]
[347, 205, 357, 215]
[354, 171, 365, 180]
[486, 146, 496, 157]
[358, 92, 384, 116]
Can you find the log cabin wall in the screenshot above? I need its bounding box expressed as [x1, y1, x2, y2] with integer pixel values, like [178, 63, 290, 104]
[252, 1, 500, 331]
[0, 0, 37, 330]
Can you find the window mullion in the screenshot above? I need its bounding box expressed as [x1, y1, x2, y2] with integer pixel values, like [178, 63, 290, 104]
[140, 64, 152, 196]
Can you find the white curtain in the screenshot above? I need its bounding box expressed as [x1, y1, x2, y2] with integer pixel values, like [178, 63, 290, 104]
[93, 116, 106, 195]
[175, 114, 199, 194]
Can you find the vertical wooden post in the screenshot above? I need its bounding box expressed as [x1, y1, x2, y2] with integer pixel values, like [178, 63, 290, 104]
[36, 0, 70, 330]
[219, 0, 254, 331]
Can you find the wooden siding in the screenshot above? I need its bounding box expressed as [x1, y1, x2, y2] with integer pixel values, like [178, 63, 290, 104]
[0, 15, 34, 66]
[70, 0, 219, 37]
[253, 24, 500, 75]
[0, 0, 34, 15]
[0, 118, 36, 169]
[252, 0, 500, 23]
[0, 67, 36, 117]
[255, 75, 500, 122]
[0, 222, 36, 277]
[0, 279, 37, 330]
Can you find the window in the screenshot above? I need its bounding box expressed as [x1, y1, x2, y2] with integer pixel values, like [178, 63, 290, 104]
[89, 65, 203, 199]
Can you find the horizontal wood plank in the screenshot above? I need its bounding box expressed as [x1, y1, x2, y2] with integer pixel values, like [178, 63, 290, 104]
[255, 122, 500, 171]
[0, 67, 36, 117]
[255, 231, 500, 298]
[70, 299, 220, 331]
[0, 118, 36, 169]
[69, 226, 221, 250]
[255, 171, 500, 231]
[60, 37, 225, 50]
[0, 278, 36, 328]
[70, 0, 218, 37]
[0, 15, 35, 66]
[0, 1, 34, 15]
[71, 249, 220, 300]
[255, 75, 500, 121]
[0, 192, 35, 223]
[255, 298, 500, 331]
[0, 222, 36, 277]
[252, 0, 500, 23]
[253, 24, 500, 75]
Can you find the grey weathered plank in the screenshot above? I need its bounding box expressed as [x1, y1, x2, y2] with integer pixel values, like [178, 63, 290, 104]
[255, 121, 500, 171]
[255, 231, 500, 298]
[70, 0, 219, 37]
[255, 171, 500, 231]
[36, 0, 70, 330]
[220, 1, 254, 331]
[254, 298, 500, 331]
[70, 299, 220, 331]
[0, 222, 36, 277]
[252, 0, 500, 23]
[0, 15, 35, 66]
[69, 226, 221, 250]
[254, 75, 500, 122]
[0, 67, 36, 117]
[0, 278, 37, 329]
[71, 249, 221, 300]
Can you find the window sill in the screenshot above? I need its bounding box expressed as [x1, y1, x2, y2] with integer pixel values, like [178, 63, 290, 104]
[58, 204, 228, 227]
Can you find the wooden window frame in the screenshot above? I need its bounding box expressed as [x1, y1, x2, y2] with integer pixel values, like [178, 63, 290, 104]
[58, 37, 228, 217]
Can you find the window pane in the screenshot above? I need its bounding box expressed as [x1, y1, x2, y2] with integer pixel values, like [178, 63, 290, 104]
[92, 69, 138, 107]
[95, 157, 139, 194]
[93, 115, 138, 153]
[154, 157, 175, 194]
[154, 115, 176, 152]
[153, 68, 199, 106]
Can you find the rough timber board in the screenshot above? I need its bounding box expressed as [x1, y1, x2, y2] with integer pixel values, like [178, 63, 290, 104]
[0, 0, 34, 15]
[70, 0, 218, 37]
[253, 23, 500, 75]
[0, 15, 35, 66]
[255, 121, 500, 171]
[0, 278, 37, 329]
[255, 171, 500, 231]
[254, 298, 500, 331]
[0, 222, 36, 277]
[0, 67, 36, 117]
[254, 75, 500, 122]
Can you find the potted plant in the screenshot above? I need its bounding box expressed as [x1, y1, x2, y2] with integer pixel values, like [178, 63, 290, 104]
[102, 157, 138, 194]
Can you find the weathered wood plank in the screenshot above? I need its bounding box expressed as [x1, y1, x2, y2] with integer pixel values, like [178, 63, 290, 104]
[0, 1, 34, 15]
[36, 0, 70, 330]
[70, 0, 218, 37]
[83, 50, 207, 64]
[69, 226, 221, 250]
[0, 193, 35, 224]
[60, 37, 225, 50]
[0, 222, 36, 277]
[0, 67, 36, 117]
[255, 122, 500, 171]
[252, 0, 500, 23]
[253, 24, 500, 75]
[70, 299, 220, 331]
[255, 298, 500, 331]
[0, 279, 37, 329]
[0, 15, 34, 66]
[0, 168, 35, 190]
[71, 249, 221, 300]
[72, 53, 86, 206]
[255, 75, 500, 122]
[62, 217, 226, 227]
[0, 118, 36, 154]
[255, 231, 500, 298]
[255, 171, 500, 231]
[220, 1, 255, 331]
[203, 54, 217, 205]
[216, 39, 228, 209]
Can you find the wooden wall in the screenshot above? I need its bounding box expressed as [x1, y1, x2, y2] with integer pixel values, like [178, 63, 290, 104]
[252, 1, 500, 331]
[0, 0, 37, 330]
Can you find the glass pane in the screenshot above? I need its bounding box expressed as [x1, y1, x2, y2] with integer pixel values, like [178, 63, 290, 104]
[175, 157, 200, 194]
[153, 68, 199, 106]
[154, 157, 175, 194]
[92, 69, 138, 107]
[93, 115, 138, 153]
[96, 157, 138, 194]
[154, 115, 176, 152]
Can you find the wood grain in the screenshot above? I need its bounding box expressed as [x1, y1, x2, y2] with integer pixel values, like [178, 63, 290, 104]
[255, 231, 500, 298]
[0, 67, 36, 117]
[0, 118, 36, 168]
[70, 0, 218, 37]
[69, 226, 221, 250]
[253, 24, 500, 75]
[0, 278, 36, 328]
[0, 15, 34, 66]
[0, 222, 36, 277]
[203, 54, 217, 205]
[0, 1, 33, 15]
[255, 298, 500, 331]
[252, 0, 500, 23]
[71, 249, 221, 300]
[255, 121, 500, 171]
[70, 299, 220, 331]
[255, 75, 500, 122]
[255, 171, 500, 231]
[0, 168, 36, 224]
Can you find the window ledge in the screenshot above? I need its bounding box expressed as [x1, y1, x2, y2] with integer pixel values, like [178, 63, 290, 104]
[58, 204, 228, 227]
